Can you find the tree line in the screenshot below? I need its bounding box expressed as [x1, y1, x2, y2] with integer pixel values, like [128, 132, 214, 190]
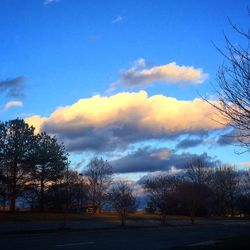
[1, 119, 250, 226]
[0, 119, 136, 226]
[144, 158, 250, 224]
[0, 119, 68, 211]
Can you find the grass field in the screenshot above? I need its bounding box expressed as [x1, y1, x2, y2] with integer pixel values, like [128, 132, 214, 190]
[1, 210, 248, 223]
[0, 211, 196, 222]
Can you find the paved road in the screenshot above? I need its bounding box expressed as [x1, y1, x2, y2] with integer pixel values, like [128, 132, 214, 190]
[0, 222, 250, 250]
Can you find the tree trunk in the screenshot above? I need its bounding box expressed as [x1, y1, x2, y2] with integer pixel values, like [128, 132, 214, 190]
[121, 210, 126, 227]
[230, 197, 235, 217]
[161, 214, 167, 225]
[9, 195, 16, 212]
[92, 184, 96, 213]
[231, 206, 235, 217]
[190, 215, 195, 225]
[190, 207, 195, 225]
[10, 161, 17, 212]
[40, 178, 44, 211]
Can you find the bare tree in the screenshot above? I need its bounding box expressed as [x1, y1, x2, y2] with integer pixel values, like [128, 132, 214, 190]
[185, 157, 213, 185]
[143, 176, 178, 225]
[205, 15, 250, 151]
[45, 170, 88, 212]
[176, 181, 211, 224]
[66, 170, 89, 210]
[182, 158, 214, 223]
[242, 169, 250, 195]
[108, 180, 137, 226]
[238, 169, 250, 216]
[84, 157, 113, 213]
[209, 165, 239, 216]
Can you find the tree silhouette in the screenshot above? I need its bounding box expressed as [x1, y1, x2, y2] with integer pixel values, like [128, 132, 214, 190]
[206, 15, 250, 151]
[108, 180, 137, 226]
[143, 176, 178, 225]
[209, 165, 239, 216]
[84, 157, 113, 213]
[185, 157, 212, 185]
[32, 132, 68, 211]
[0, 119, 37, 211]
[176, 181, 211, 224]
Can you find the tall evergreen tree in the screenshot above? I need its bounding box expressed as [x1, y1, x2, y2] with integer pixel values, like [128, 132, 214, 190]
[33, 132, 68, 211]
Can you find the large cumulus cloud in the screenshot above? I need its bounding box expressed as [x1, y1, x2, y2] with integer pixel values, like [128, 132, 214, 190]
[26, 91, 225, 152]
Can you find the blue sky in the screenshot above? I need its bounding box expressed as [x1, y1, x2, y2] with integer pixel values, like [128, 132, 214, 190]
[0, 0, 249, 178]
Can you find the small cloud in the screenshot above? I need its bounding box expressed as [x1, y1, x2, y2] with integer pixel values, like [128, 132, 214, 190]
[109, 58, 209, 92]
[0, 76, 26, 98]
[44, 0, 59, 6]
[112, 15, 123, 24]
[3, 101, 23, 112]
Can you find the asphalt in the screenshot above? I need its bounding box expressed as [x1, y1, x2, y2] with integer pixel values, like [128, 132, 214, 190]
[0, 221, 250, 250]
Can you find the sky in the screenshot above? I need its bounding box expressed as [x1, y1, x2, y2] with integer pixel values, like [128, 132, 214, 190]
[0, 0, 250, 181]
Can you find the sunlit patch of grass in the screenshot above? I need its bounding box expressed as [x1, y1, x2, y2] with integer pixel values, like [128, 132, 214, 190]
[0, 211, 199, 222]
[0, 211, 125, 222]
[0, 211, 85, 222]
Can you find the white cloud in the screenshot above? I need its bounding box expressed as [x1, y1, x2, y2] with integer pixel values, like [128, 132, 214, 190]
[112, 15, 123, 24]
[3, 101, 23, 111]
[25, 91, 225, 152]
[109, 59, 209, 91]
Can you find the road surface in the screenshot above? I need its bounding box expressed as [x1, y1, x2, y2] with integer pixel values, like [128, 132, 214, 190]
[0, 221, 250, 249]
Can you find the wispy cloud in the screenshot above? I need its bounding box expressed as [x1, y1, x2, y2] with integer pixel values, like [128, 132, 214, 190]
[44, 0, 60, 6]
[109, 58, 209, 92]
[2, 101, 23, 112]
[176, 137, 204, 149]
[0, 76, 26, 98]
[112, 15, 123, 24]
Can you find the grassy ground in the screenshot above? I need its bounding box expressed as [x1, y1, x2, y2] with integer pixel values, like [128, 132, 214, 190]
[175, 235, 250, 250]
[0, 211, 196, 222]
[1, 210, 247, 223]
